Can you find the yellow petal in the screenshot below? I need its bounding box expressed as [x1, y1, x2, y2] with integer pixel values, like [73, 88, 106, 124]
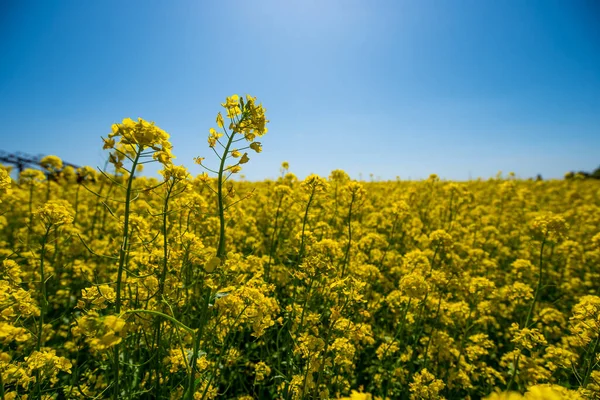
[204, 256, 221, 273]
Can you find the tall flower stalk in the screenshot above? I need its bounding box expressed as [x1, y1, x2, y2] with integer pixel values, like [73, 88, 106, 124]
[32, 201, 73, 398]
[194, 94, 269, 263]
[100, 118, 174, 399]
[506, 213, 568, 391]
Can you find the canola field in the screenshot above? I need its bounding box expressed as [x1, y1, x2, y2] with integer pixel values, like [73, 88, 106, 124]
[0, 96, 599, 400]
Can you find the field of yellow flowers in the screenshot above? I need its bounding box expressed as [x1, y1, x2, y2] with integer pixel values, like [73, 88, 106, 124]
[0, 96, 599, 400]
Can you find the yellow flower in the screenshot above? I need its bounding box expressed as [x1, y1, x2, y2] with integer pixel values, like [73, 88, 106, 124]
[0, 322, 31, 343]
[81, 284, 116, 309]
[205, 256, 221, 273]
[250, 142, 262, 153]
[104, 117, 173, 166]
[524, 384, 584, 400]
[102, 137, 116, 149]
[159, 164, 189, 181]
[40, 155, 63, 172]
[400, 272, 429, 300]
[510, 322, 547, 350]
[208, 127, 223, 148]
[2, 260, 22, 285]
[103, 315, 126, 333]
[227, 165, 242, 174]
[301, 174, 328, 193]
[592, 232, 600, 249]
[484, 391, 524, 400]
[531, 212, 568, 242]
[20, 168, 46, 185]
[239, 153, 250, 164]
[337, 390, 379, 400]
[222, 94, 242, 118]
[254, 361, 271, 382]
[429, 229, 453, 248]
[198, 172, 210, 183]
[409, 368, 445, 400]
[343, 181, 366, 201]
[25, 349, 72, 378]
[0, 168, 12, 202]
[34, 200, 74, 227]
[154, 148, 175, 165]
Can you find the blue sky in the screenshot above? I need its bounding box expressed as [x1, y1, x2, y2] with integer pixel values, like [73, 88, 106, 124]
[1, 0, 599, 180]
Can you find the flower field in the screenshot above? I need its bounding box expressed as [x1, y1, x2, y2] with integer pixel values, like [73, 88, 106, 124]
[0, 96, 599, 400]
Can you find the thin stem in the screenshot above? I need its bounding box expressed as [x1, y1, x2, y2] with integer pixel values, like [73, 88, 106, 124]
[36, 225, 52, 351]
[524, 240, 546, 329]
[35, 225, 52, 399]
[507, 239, 546, 391]
[26, 185, 34, 246]
[216, 131, 237, 260]
[152, 178, 175, 398]
[340, 194, 355, 278]
[113, 147, 142, 400]
[381, 298, 412, 399]
[122, 309, 194, 334]
[582, 332, 600, 387]
[74, 184, 81, 224]
[313, 298, 349, 399]
[267, 193, 285, 280]
[186, 290, 212, 400]
[158, 180, 175, 295]
[45, 176, 50, 202]
[297, 190, 316, 265]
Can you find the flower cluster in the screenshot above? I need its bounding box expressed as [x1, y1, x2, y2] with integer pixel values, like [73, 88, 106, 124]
[0, 168, 12, 202]
[103, 117, 174, 168]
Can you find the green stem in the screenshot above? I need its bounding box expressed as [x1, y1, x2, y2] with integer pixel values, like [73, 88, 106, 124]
[153, 179, 175, 398]
[313, 299, 349, 399]
[216, 133, 237, 260]
[113, 148, 142, 400]
[378, 214, 399, 269]
[122, 309, 193, 334]
[381, 298, 412, 399]
[200, 305, 250, 400]
[297, 277, 315, 333]
[299, 350, 314, 399]
[582, 332, 600, 387]
[35, 225, 52, 399]
[186, 289, 212, 400]
[507, 239, 545, 391]
[90, 160, 109, 237]
[340, 195, 355, 278]
[524, 240, 546, 329]
[187, 331, 202, 400]
[313, 321, 334, 399]
[36, 225, 52, 351]
[45, 177, 50, 202]
[297, 190, 316, 265]
[0, 369, 5, 400]
[26, 185, 34, 247]
[158, 180, 175, 295]
[74, 184, 81, 224]
[421, 295, 444, 369]
[327, 182, 338, 228]
[267, 193, 285, 281]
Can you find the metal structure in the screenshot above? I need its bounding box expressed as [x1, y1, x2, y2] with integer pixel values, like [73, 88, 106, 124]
[0, 150, 81, 174]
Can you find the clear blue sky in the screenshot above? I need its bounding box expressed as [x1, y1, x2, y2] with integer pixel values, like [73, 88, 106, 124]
[1, 0, 599, 180]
